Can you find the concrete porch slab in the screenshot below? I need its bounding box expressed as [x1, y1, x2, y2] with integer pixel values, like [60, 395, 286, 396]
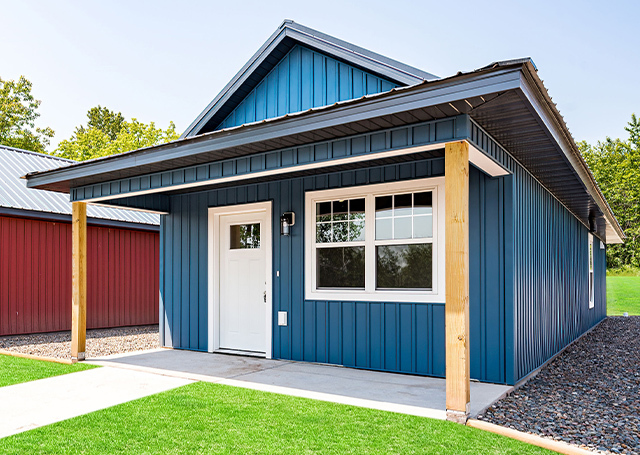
[87, 349, 511, 420]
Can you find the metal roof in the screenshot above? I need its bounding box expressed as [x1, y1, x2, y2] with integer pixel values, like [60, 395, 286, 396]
[23, 61, 623, 244]
[0, 145, 159, 226]
[180, 20, 438, 138]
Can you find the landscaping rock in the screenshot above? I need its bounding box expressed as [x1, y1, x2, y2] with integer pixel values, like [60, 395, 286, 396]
[478, 317, 640, 455]
[0, 325, 159, 359]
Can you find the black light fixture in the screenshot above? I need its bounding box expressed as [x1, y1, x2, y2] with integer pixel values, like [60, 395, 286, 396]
[280, 212, 295, 236]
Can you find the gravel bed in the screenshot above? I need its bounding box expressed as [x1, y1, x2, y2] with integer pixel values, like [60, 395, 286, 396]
[0, 325, 159, 359]
[478, 317, 640, 455]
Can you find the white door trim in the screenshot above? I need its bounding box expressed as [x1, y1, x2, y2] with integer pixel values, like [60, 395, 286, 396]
[208, 201, 273, 358]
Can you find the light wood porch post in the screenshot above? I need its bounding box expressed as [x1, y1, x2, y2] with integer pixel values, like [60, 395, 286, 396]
[71, 202, 87, 362]
[445, 140, 470, 423]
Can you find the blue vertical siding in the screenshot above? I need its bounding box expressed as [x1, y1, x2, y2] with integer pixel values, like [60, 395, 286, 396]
[159, 157, 506, 382]
[216, 45, 399, 130]
[156, 114, 607, 385]
[510, 163, 607, 383]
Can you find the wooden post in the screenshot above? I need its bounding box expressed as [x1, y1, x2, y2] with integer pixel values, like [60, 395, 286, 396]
[71, 202, 87, 362]
[445, 140, 470, 423]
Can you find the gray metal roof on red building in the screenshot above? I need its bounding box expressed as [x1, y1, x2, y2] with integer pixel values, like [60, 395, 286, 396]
[0, 145, 159, 226]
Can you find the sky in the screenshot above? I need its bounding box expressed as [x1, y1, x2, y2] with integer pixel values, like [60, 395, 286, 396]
[1, 0, 638, 151]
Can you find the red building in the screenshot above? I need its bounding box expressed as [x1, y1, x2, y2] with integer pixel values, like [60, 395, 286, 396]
[0, 145, 159, 336]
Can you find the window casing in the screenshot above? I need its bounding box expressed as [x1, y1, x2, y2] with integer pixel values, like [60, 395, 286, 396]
[588, 233, 595, 309]
[305, 177, 445, 303]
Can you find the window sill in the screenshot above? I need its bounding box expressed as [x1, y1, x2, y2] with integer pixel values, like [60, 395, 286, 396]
[305, 289, 445, 303]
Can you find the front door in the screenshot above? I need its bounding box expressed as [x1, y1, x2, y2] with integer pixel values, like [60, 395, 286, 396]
[219, 210, 268, 353]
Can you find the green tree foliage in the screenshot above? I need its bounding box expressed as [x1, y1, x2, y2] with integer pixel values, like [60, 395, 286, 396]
[0, 76, 54, 153]
[579, 114, 640, 268]
[80, 105, 125, 140]
[55, 106, 179, 161]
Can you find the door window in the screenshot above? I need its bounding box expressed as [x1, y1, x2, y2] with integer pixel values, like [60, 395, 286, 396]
[230, 223, 261, 249]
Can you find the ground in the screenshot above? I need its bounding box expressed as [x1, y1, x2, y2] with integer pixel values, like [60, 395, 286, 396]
[0, 325, 158, 359]
[607, 276, 640, 315]
[0, 381, 552, 455]
[0, 355, 95, 387]
[478, 317, 640, 455]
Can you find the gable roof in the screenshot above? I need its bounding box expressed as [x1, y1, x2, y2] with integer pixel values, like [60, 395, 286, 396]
[181, 20, 438, 138]
[0, 145, 159, 226]
[215, 44, 401, 131]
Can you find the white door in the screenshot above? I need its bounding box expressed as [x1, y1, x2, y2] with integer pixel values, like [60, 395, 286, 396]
[219, 211, 268, 353]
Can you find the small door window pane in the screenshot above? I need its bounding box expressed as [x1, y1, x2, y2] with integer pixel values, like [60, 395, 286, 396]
[230, 223, 260, 249]
[376, 244, 432, 289]
[317, 246, 365, 288]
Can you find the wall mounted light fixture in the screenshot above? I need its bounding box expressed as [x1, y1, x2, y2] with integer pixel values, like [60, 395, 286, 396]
[280, 212, 295, 236]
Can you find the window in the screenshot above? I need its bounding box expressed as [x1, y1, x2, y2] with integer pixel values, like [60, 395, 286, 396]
[588, 234, 594, 309]
[230, 223, 260, 249]
[305, 178, 445, 303]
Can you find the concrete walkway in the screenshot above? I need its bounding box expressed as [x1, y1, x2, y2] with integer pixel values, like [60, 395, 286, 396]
[0, 367, 191, 439]
[87, 348, 512, 420]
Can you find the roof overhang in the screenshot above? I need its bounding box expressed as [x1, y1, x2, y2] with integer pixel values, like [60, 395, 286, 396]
[25, 61, 624, 244]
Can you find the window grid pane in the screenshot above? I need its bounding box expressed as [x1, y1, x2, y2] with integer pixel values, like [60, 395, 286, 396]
[316, 199, 365, 244]
[374, 192, 432, 241]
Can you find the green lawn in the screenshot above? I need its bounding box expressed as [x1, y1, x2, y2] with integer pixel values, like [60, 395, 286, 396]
[0, 354, 96, 388]
[0, 381, 551, 454]
[607, 275, 640, 315]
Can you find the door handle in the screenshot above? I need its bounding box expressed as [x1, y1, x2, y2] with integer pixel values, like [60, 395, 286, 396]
[263, 290, 267, 303]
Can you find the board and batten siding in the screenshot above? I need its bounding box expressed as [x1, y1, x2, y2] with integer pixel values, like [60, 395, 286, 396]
[216, 44, 399, 130]
[159, 158, 508, 383]
[510, 163, 607, 384]
[0, 215, 159, 336]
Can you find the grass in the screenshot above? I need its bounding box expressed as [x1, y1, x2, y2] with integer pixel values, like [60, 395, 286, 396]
[0, 381, 552, 454]
[0, 354, 96, 388]
[607, 275, 640, 315]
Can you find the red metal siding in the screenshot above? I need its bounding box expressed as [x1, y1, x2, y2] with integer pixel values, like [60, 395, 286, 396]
[0, 215, 159, 336]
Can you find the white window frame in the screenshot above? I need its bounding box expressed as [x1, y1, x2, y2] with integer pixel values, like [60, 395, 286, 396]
[305, 177, 445, 303]
[588, 233, 595, 309]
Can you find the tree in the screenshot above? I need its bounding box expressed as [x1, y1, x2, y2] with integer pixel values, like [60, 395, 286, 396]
[0, 76, 54, 153]
[80, 105, 124, 140]
[579, 114, 640, 268]
[55, 107, 179, 161]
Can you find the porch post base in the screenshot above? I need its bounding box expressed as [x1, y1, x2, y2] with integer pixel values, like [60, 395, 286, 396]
[72, 352, 86, 362]
[446, 409, 469, 424]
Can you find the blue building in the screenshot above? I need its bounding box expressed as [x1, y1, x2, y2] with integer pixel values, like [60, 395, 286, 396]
[27, 21, 623, 420]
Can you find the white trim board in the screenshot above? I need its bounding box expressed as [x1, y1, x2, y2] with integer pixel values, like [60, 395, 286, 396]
[76, 141, 510, 205]
[208, 202, 273, 358]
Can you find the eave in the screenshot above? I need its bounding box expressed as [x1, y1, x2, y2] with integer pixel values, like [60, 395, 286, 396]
[25, 62, 624, 244]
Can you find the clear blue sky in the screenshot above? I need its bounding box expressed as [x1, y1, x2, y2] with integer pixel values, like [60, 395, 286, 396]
[1, 0, 638, 150]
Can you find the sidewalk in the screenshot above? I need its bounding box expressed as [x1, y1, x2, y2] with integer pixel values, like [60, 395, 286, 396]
[0, 367, 191, 439]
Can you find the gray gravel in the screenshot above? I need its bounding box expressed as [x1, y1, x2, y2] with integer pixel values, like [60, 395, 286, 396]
[478, 317, 640, 455]
[0, 325, 159, 359]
